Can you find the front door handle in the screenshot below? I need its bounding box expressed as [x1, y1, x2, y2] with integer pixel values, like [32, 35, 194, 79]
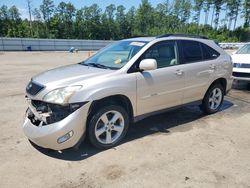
[175, 69, 183, 76]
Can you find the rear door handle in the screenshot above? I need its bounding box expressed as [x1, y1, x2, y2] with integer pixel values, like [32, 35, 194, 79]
[209, 64, 216, 69]
[175, 69, 183, 76]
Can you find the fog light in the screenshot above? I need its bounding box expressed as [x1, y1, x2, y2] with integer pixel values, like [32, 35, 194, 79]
[57, 131, 74, 144]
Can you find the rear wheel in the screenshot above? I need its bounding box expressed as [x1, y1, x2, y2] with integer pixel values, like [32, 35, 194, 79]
[88, 105, 129, 149]
[201, 83, 224, 114]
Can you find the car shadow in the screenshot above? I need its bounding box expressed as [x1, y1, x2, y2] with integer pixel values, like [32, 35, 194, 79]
[32, 100, 234, 161]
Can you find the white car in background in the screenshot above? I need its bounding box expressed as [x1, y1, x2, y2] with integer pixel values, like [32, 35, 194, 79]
[232, 43, 250, 81]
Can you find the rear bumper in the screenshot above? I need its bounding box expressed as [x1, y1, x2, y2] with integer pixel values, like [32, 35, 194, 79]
[23, 102, 91, 150]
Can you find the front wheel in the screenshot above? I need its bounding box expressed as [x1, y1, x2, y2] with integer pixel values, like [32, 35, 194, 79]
[201, 84, 224, 114]
[88, 105, 129, 149]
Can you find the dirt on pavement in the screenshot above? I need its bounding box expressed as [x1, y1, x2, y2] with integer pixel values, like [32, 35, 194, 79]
[0, 52, 250, 188]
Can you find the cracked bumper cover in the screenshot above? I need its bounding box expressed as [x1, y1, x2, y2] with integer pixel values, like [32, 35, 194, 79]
[23, 102, 91, 150]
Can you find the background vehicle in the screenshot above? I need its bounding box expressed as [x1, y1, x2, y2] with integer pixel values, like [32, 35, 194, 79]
[232, 43, 250, 82]
[23, 34, 233, 150]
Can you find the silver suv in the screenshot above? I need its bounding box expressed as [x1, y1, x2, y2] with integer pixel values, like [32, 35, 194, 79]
[23, 34, 233, 150]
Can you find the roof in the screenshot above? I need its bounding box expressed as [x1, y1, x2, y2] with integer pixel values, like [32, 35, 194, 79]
[123, 37, 156, 42]
[123, 34, 209, 42]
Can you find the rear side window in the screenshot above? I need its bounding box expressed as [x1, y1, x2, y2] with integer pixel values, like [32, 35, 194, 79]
[181, 40, 202, 63]
[201, 43, 220, 60]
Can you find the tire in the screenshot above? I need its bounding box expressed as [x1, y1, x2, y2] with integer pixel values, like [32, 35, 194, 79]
[88, 105, 129, 149]
[201, 83, 224, 114]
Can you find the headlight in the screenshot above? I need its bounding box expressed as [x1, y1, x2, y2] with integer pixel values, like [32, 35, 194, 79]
[43, 86, 82, 104]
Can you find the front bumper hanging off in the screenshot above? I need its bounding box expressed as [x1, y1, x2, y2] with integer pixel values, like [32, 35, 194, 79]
[23, 98, 91, 150]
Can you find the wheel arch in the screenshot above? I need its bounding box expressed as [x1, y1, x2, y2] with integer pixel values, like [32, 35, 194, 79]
[208, 78, 227, 95]
[87, 94, 134, 124]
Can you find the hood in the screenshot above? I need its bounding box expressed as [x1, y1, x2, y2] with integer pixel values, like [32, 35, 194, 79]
[232, 54, 250, 64]
[32, 64, 114, 86]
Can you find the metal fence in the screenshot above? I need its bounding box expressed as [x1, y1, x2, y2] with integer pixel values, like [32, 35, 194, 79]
[219, 42, 247, 49]
[0, 37, 114, 51]
[0, 37, 248, 51]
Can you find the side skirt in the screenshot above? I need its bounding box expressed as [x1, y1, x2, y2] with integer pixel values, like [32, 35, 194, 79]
[133, 100, 202, 123]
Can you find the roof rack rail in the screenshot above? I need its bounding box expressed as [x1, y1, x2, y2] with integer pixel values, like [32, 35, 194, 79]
[157, 33, 208, 39]
[130, 35, 150, 38]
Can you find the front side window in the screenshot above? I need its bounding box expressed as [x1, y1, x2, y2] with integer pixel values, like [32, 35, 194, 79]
[81, 41, 148, 69]
[141, 41, 179, 68]
[181, 40, 202, 63]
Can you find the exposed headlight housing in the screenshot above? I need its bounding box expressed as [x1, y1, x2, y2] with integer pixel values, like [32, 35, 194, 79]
[26, 100, 88, 126]
[43, 86, 82, 104]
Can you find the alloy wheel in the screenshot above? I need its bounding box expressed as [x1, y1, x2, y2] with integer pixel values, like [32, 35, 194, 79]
[94, 110, 125, 145]
[208, 88, 222, 110]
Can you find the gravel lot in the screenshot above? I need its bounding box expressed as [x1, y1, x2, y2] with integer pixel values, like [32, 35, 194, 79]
[0, 52, 250, 188]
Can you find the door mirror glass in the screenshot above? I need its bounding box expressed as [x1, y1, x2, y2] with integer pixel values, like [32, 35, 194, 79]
[139, 59, 157, 71]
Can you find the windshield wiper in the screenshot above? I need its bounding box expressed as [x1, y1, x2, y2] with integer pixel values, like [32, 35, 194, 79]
[79, 62, 119, 70]
[86, 63, 119, 70]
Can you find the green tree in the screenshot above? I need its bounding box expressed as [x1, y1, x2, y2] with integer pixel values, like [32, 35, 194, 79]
[116, 5, 130, 38]
[83, 4, 102, 39]
[74, 8, 85, 39]
[203, 0, 213, 25]
[213, 0, 224, 29]
[102, 4, 117, 39]
[154, 3, 168, 30]
[242, 0, 250, 27]
[40, 0, 55, 37]
[8, 6, 21, 37]
[193, 0, 204, 25]
[32, 8, 44, 38]
[126, 6, 136, 36]
[180, 0, 192, 24]
[134, 0, 155, 35]
[27, 0, 33, 36]
[0, 1, 249, 42]
[226, 0, 241, 30]
[0, 5, 10, 36]
[54, 2, 75, 38]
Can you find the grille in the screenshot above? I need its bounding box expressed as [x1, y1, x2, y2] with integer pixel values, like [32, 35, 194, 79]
[26, 81, 45, 96]
[232, 72, 250, 78]
[233, 63, 250, 68]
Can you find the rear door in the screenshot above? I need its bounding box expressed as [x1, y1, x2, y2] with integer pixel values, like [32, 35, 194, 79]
[178, 40, 220, 103]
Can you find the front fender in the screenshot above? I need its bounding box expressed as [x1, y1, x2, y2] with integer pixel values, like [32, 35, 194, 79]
[69, 73, 137, 116]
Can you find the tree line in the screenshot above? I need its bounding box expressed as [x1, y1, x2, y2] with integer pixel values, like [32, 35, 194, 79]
[0, 0, 249, 42]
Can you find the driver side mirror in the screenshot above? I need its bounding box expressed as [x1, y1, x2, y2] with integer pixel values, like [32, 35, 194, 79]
[139, 59, 157, 71]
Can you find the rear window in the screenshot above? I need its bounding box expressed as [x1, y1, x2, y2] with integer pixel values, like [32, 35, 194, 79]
[201, 43, 220, 60]
[181, 40, 202, 63]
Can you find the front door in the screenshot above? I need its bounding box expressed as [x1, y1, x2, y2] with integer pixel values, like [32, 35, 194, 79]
[135, 41, 185, 116]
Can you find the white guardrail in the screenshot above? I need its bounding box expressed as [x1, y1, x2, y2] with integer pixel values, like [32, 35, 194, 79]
[0, 37, 248, 51]
[0, 37, 114, 51]
[219, 42, 247, 49]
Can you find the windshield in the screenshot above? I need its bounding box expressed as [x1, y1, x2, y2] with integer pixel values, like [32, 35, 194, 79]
[81, 40, 148, 69]
[237, 44, 250, 54]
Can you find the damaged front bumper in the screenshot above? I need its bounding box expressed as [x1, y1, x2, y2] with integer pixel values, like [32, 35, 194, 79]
[23, 98, 90, 150]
